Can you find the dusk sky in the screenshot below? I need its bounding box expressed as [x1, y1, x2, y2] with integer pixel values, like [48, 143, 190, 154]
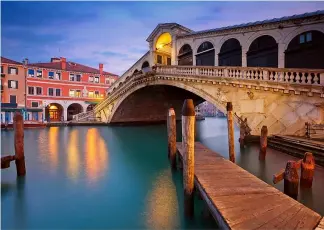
[1, 1, 324, 76]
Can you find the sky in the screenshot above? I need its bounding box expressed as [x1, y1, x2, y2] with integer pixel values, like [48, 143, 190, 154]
[1, 1, 324, 76]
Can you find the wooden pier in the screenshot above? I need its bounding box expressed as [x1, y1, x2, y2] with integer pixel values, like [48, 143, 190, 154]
[176, 142, 322, 230]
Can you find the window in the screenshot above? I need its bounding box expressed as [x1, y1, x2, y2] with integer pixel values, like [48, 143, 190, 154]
[110, 78, 115, 84]
[28, 86, 34, 95]
[75, 90, 81, 97]
[69, 90, 75, 97]
[36, 87, 42, 95]
[28, 69, 35, 77]
[88, 91, 94, 97]
[89, 76, 94, 82]
[94, 76, 99, 83]
[48, 71, 54, 79]
[76, 74, 81, 82]
[48, 88, 54, 96]
[55, 72, 61, 80]
[105, 78, 110, 84]
[8, 67, 18, 75]
[167, 57, 171, 65]
[31, 102, 39, 108]
[1, 66, 3, 73]
[69, 73, 75, 81]
[56, 89, 61, 96]
[157, 55, 162, 64]
[9, 95, 16, 104]
[8, 80, 18, 89]
[306, 32, 312, 42]
[95, 91, 100, 98]
[36, 70, 42, 78]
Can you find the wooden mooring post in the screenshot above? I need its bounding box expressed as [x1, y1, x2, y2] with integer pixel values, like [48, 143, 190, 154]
[259, 126, 268, 160]
[273, 152, 315, 199]
[226, 102, 235, 163]
[167, 108, 177, 170]
[182, 99, 195, 218]
[14, 112, 26, 176]
[301, 152, 315, 188]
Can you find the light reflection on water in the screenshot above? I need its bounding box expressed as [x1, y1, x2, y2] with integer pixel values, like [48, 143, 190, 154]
[67, 129, 80, 182]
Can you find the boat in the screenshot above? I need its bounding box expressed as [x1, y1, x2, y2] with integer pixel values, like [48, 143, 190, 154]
[1, 121, 47, 130]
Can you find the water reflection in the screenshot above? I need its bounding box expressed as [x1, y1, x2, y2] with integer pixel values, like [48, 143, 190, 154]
[85, 128, 108, 184]
[145, 169, 179, 230]
[48, 127, 59, 172]
[67, 129, 80, 181]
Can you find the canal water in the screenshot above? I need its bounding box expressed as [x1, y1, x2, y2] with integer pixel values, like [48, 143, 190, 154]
[1, 118, 324, 229]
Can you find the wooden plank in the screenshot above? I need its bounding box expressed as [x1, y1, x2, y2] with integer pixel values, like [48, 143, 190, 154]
[175, 142, 322, 230]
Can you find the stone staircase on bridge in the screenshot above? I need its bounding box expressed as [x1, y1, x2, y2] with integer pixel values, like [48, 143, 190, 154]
[72, 110, 101, 122]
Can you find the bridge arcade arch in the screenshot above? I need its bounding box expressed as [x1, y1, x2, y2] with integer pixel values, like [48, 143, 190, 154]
[196, 41, 215, 66]
[67, 103, 83, 121]
[285, 30, 324, 69]
[45, 103, 64, 122]
[247, 35, 278, 67]
[178, 44, 193, 66]
[218, 38, 242, 66]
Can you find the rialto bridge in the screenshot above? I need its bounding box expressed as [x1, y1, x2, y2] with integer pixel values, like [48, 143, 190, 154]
[75, 10, 324, 136]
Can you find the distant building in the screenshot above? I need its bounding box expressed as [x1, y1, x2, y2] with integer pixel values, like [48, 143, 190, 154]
[0, 56, 119, 123]
[195, 101, 225, 117]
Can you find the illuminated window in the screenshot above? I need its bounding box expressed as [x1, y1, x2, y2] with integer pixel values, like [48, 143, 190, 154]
[69, 90, 75, 97]
[95, 91, 100, 98]
[36, 70, 42, 78]
[88, 91, 94, 97]
[75, 90, 81, 97]
[28, 69, 35, 77]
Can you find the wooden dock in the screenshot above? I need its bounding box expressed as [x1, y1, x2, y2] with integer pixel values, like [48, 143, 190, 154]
[176, 142, 322, 230]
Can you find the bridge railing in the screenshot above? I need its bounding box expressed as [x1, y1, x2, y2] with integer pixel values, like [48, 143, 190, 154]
[155, 65, 324, 86]
[73, 110, 95, 122]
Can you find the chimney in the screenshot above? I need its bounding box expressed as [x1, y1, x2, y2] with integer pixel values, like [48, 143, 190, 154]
[99, 63, 103, 74]
[23, 58, 29, 66]
[61, 57, 66, 70]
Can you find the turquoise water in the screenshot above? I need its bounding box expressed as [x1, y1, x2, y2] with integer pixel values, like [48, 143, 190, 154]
[1, 124, 216, 229]
[2, 118, 324, 229]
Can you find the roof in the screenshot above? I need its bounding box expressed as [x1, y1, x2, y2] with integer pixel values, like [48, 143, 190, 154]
[28, 60, 119, 77]
[1, 56, 23, 66]
[146, 23, 193, 42]
[180, 10, 324, 37]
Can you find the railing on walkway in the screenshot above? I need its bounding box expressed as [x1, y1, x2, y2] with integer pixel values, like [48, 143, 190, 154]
[306, 122, 324, 138]
[155, 65, 324, 86]
[73, 110, 95, 122]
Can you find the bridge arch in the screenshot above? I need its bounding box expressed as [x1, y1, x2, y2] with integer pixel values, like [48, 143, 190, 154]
[285, 30, 324, 69]
[106, 80, 242, 126]
[218, 38, 242, 66]
[196, 41, 215, 66]
[247, 35, 278, 67]
[67, 103, 83, 121]
[178, 44, 193, 66]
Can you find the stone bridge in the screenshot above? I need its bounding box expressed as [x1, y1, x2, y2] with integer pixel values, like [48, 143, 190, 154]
[92, 65, 324, 136]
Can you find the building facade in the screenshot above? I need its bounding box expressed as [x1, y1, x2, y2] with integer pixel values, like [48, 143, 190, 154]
[1, 56, 118, 123]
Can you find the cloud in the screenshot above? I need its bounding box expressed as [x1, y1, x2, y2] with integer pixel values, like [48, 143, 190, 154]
[1, 1, 324, 76]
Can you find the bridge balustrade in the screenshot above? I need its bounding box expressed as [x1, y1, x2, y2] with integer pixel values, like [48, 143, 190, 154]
[155, 65, 323, 86]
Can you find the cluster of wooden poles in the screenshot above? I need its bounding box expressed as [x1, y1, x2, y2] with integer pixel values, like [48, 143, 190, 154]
[1, 112, 26, 176]
[167, 100, 240, 218]
[273, 152, 315, 199]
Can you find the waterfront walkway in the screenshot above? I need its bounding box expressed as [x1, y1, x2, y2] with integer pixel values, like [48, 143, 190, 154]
[176, 142, 322, 229]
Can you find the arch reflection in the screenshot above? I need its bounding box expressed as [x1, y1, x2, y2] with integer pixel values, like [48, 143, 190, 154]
[67, 129, 80, 181]
[85, 128, 108, 184]
[48, 127, 59, 172]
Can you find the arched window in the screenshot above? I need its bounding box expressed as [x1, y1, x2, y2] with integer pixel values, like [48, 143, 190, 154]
[285, 30, 324, 69]
[247, 35, 278, 67]
[219, 38, 242, 66]
[142, 61, 149, 69]
[178, 44, 193, 66]
[196, 41, 215, 66]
